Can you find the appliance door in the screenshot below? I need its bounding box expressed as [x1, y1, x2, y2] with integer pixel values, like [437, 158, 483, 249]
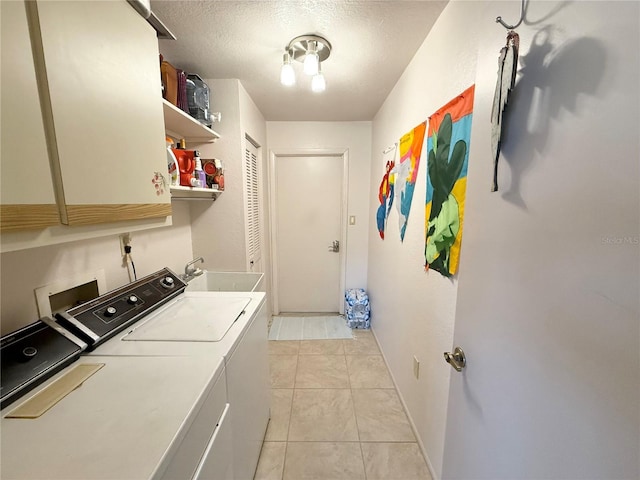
[192, 404, 233, 480]
[123, 295, 251, 342]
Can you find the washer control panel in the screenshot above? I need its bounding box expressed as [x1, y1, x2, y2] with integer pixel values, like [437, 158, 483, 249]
[56, 268, 186, 348]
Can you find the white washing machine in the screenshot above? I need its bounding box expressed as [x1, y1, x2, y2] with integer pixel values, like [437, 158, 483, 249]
[2, 268, 269, 480]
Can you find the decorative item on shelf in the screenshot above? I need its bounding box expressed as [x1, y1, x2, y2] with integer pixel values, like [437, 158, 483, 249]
[280, 34, 331, 92]
[202, 158, 224, 190]
[213, 158, 224, 190]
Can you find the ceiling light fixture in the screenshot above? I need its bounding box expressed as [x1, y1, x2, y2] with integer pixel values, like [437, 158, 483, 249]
[303, 41, 319, 75]
[280, 34, 332, 92]
[280, 52, 296, 86]
[311, 63, 326, 93]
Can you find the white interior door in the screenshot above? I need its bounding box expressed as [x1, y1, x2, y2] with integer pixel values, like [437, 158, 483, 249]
[275, 155, 343, 313]
[441, 3, 639, 478]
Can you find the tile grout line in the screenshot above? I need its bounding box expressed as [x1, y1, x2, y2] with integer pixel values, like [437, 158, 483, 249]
[280, 341, 300, 480]
[344, 338, 368, 480]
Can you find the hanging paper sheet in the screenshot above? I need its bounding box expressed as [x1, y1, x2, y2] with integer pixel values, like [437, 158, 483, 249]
[425, 85, 475, 277]
[375, 146, 396, 239]
[394, 122, 426, 241]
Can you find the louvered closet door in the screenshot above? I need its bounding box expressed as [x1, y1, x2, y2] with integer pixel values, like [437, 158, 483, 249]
[244, 139, 262, 272]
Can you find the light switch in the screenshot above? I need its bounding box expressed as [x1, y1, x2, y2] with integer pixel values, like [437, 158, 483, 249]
[349, 216, 356, 225]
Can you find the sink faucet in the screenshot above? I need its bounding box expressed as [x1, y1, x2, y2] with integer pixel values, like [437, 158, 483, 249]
[182, 257, 204, 282]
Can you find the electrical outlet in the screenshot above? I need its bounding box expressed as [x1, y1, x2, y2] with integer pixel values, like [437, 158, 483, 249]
[119, 233, 131, 256]
[413, 356, 420, 379]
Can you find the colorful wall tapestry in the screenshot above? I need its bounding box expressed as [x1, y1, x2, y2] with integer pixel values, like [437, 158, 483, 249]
[425, 85, 475, 277]
[376, 155, 396, 239]
[395, 122, 427, 241]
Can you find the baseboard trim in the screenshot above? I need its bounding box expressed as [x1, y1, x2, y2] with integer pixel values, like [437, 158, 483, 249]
[370, 327, 439, 480]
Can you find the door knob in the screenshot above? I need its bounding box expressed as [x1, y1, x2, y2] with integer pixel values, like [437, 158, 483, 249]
[444, 346, 466, 372]
[328, 240, 340, 253]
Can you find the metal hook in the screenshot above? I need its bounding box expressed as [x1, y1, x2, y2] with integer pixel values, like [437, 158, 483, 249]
[382, 143, 397, 155]
[496, 0, 525, 30]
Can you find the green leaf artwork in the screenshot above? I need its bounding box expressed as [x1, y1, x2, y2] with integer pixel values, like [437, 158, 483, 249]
[425, 85, 474, 277]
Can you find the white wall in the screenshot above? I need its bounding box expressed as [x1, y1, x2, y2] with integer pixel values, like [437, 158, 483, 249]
[367, 1, 482, 476]
[189, 79, 246, 271]
[239, 81, 271, 313]
[189, 80, 269, 299]
[0, 202, 194, 335]
[267, 121, 372, 291]
[368, 0, 639, 479]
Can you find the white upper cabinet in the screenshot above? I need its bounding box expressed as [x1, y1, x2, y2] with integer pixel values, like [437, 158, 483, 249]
[30, 0, 170, 225]
[0, 1, 59, 231]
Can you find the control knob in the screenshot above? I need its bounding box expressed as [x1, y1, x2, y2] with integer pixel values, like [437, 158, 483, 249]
[105, 306, 117, 317]
[21, 346, 37, 361]
[127, 295, 139, 305]
[160, 276, 175, 289]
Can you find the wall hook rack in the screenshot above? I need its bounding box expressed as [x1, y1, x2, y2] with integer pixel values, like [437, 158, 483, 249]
[496, 0, 526, 30]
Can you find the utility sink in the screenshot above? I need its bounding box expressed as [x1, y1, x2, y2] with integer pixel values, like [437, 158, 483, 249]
[185, 271, 264, 293]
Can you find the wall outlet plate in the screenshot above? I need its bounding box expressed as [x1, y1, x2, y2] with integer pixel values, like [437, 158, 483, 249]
[119, 233, 131, 256]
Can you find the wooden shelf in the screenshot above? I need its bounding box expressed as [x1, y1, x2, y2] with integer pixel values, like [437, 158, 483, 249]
[162, 99, 220, 145]
[170, 185, 222, 200]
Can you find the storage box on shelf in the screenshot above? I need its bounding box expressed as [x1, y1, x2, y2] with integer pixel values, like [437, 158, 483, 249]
[163, 100, 223, 200]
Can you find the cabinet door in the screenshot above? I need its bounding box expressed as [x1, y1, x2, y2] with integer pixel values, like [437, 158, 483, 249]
[30, 0, 171, 225]
[192, 405, 234, 480]
[0, 1, 59, 231]
[225, 302, 270, 480]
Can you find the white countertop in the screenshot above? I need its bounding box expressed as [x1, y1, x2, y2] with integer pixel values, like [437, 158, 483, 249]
[0, 291, 266, 480]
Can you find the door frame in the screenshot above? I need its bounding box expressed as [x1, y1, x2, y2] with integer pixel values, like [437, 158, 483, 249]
[268, 148, 349, 315]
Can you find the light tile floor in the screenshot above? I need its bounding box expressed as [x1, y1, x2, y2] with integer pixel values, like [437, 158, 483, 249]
[254, 330, 432, 480]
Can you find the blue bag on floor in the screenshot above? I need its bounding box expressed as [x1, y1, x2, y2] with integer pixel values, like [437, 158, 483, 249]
[345, 288, 370, 329]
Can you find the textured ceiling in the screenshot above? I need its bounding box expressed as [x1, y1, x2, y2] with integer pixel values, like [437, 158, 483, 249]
[151, 1, 448, 121]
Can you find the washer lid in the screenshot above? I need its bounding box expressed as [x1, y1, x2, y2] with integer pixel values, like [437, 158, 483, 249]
[123, 296, 251, 342]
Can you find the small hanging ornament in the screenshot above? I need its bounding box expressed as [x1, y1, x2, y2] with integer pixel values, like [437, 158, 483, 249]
[490, 30, 519, 192]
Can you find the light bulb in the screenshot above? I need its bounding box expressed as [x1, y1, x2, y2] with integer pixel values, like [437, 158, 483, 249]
[304, 49, 320, 75]
[280, 52, 295, 86]
[311, 70, 325, 93]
